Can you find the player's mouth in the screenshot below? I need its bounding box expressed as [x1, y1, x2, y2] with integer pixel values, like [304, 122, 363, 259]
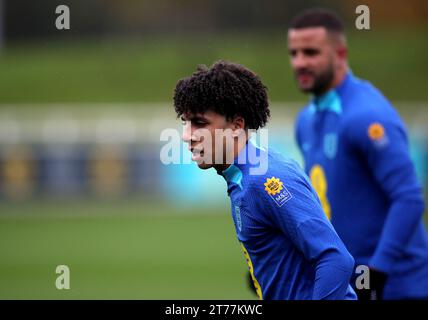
[295, 69, 314, 84]
[297, 72, 313, 83]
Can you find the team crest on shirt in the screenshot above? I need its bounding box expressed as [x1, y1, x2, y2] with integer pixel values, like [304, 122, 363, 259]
[323, 133, 338, 159]
[368, 122, 389, 148]
[264, 177, 292, 207]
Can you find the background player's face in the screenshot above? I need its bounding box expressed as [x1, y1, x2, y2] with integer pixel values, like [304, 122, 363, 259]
[181, 111, 242, 170]
[287, 27, 340, 95]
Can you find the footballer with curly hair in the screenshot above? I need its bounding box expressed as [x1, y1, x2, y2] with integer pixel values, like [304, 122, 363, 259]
[173, 60, 357, 300]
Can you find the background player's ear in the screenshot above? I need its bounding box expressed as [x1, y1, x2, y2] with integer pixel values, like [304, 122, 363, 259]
[336, 45, 348, 61]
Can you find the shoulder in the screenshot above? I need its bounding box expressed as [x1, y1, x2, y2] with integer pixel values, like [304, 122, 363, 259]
[244, 148, 311, 200]
[343, 75, 400, 121]
[341, 76, 406, 139]
[242, 149, 324, 223]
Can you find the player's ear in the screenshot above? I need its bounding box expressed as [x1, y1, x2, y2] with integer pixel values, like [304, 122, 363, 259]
[231, 117, 245, 137]
[336, 45, 347, 60]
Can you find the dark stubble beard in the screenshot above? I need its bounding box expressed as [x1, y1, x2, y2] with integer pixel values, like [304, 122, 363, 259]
[302, 61, 335, 96]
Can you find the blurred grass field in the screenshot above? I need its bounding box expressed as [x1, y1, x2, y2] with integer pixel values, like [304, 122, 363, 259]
[0, 27, 427, 105]
[0, 200, 256, 299]
[1, 200, 426, 299]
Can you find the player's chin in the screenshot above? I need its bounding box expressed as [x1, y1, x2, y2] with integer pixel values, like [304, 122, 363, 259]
[196, 162, 213, 170]
[296, 77, 314, 91]
[298, 82, 315, 93]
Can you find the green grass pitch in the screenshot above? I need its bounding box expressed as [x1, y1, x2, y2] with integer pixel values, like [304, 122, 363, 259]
[0, 200, 427, 299]
[0, 200, 256, 299]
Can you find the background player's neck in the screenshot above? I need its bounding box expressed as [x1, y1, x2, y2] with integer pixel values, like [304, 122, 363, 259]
[316, 64, 349, 97]
[331, 64, 349, 90]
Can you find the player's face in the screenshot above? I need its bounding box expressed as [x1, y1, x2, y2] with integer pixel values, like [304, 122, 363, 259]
[287, 27, 336, 95]
[181, 111, 237, 170]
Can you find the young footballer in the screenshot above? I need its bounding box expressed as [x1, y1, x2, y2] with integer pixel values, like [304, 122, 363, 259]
[173, 60, 357, 300]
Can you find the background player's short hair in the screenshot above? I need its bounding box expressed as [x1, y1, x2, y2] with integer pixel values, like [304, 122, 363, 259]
[289, 8, 345, 34]
[173, 60, 270, 130]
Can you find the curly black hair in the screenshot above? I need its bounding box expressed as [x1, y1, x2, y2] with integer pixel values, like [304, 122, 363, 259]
[173, 60, 270, 130]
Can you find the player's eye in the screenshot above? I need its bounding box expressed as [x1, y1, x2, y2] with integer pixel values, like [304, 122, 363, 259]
[192, 121, 207, 127]
[303, 48, 319, 56]
[289, 49, 297, 57]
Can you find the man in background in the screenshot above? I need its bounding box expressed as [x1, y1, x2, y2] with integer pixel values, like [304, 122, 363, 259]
[288, 9, 428, 299]
[289, 8, 428, 299]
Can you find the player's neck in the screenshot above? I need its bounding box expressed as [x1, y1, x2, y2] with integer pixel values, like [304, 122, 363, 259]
[316, 65, 349, 97]
[331, 66, 348, 90]
[215, 137, 249, 173]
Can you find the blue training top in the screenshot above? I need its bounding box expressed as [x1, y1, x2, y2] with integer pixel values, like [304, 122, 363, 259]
[220, 139, 357, 300]
[295, 71, 428, 299]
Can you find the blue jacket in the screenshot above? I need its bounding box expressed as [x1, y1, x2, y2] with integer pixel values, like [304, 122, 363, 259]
[295, 71, 428, 299]
[220, 140, 357, 300]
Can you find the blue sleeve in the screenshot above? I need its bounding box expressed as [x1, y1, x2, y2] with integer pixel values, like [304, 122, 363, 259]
[346, 108, 426, 274]
[253, 171, 355, 299]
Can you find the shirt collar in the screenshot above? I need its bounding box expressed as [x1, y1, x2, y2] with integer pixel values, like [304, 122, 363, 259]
[219, 138, 262, 185]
